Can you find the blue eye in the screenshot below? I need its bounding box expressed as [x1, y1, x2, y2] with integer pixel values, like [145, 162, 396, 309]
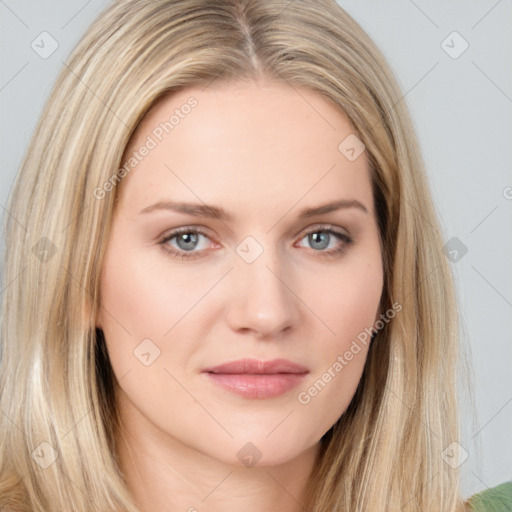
[159, 227, 213, 260]
[297, 226, 353, 258]
[159, 225, 353, 261]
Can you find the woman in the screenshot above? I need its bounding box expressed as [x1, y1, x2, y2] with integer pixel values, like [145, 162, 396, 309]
[0, 0, 509, 511]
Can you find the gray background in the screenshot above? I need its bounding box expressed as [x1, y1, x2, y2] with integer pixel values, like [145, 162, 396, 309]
[1, 0, 511, 499]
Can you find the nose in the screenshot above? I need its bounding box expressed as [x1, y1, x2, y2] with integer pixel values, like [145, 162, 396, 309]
[225, 244, 301, 339]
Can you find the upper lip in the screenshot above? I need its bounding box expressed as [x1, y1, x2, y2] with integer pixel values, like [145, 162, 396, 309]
[202, 358, 309, 375]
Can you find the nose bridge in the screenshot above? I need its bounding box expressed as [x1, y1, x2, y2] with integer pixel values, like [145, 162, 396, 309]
[226, 234, 300, 337]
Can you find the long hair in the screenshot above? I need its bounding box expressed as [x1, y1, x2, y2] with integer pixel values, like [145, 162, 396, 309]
[0, 0, 471, 510]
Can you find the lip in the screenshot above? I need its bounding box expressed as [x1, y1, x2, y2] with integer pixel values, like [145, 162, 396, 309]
[202, 358, 309, 399]
[203, 358, 309, 375]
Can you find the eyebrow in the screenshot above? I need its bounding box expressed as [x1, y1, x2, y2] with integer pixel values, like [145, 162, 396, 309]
[139, 198, 368, 220]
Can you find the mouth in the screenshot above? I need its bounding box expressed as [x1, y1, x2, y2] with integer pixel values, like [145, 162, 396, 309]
[201, 358, 309, 399]
[202, 358, 309, 375]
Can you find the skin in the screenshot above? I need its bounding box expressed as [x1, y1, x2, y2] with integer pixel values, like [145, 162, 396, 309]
[96, 79, 384, 512]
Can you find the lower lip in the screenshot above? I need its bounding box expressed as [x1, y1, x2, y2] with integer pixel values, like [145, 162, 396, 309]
[204, 372, 308, 399]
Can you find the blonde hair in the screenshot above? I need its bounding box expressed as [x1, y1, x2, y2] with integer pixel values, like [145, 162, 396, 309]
[0, 0, 472, 510]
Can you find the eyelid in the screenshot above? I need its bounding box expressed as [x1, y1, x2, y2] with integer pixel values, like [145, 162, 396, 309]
[158, 225, 216, 243]
[298, 222, 350, 237]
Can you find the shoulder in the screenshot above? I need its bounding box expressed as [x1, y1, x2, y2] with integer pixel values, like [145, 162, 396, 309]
[465, 481, 512, 512]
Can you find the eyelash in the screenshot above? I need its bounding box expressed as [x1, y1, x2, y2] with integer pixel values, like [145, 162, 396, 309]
[158, 225, 353, 261]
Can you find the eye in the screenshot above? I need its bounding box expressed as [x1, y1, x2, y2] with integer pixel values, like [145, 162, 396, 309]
[159, 225, 353, 261]
[296, 225, 353, 258]
[159, 227, 215, 260]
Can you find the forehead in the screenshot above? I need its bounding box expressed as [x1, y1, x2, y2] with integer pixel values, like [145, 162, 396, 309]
[116, 80, 373, 219]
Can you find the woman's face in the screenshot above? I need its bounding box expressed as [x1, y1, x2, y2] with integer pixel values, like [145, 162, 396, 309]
[97, 80, 383, 467]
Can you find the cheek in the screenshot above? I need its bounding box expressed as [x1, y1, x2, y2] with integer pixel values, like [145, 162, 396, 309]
[97, 241, 202, 428]
[99, 242, 200, 339]
[97, 233, 222, 387]
[97, 236, 178, 376]
[99, 251, 166, 337]
[294, 252, 382, 425]
[305, 254, 383, 346]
